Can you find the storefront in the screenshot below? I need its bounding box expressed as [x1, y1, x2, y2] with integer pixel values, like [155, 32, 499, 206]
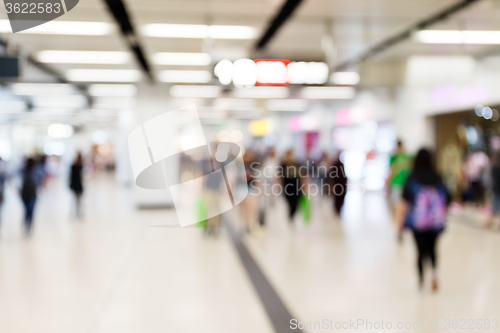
[434, 105, 500, 200]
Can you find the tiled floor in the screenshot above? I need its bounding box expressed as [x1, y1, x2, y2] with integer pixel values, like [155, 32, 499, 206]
[0, 175, 272, 333]
[243, 192, 500, 333]
[1, 175, 500, 332]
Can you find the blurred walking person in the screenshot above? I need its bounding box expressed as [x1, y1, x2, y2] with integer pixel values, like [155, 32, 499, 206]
[0, 157, 6, 224]
[34, 155, 47, 189]
[463, 151, 489, 206]
[330, 152, 347, 216]
[397, 149, 450, 291]
[20, 157, 38, 235]
[487, 153, 500, 228]
[281, 150, 301, 223]
[204, 155, 223, 237]
[389, 140, 412, 212]
[261, 148, 279, 206]
[240, 150, 258, 233]
[69, 153, 84, 218]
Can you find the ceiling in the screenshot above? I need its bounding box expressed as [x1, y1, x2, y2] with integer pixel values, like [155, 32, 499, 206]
[1, 0, 500, 86]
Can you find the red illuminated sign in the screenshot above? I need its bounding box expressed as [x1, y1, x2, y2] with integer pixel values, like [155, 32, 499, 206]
[254, 59, 291, 86]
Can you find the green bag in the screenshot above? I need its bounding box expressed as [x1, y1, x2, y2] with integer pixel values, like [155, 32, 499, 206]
[299, 194, 311, 224]
[196, 197, 208, 229]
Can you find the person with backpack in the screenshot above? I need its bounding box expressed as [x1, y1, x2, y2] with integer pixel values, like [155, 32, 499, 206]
[398, 148, 451, 291]
[20, 157, 38, 236]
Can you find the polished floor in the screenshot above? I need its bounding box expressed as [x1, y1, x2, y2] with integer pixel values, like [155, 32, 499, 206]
[0, 174, 499, 333]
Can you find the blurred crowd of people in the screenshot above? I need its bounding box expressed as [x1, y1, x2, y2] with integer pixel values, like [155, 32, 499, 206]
[0, 153, 85, 236]
[2, 136, 500, 292]
[387, 138, 500, 291]
[240, 147, 348, 230]
[178, 143, 352, 237]
[178, 137, 500, 292]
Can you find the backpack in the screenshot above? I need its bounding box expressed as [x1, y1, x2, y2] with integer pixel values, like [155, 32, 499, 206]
[406, 180, 447, 232]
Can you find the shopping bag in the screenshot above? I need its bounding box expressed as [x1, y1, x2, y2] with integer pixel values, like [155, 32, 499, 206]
[299, 194, 311, 224]
[196, 197, 208, 229]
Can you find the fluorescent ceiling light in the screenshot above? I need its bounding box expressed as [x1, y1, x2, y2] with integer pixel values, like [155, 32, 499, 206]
[287, 62, 329, 84]
[142, 24, 207, 38]
[415, 30, 500, 44]
[92, 97, 136, 108]
[215, 98, 256, 110]
[415, 30, 462, 44]
[266, 99, 308, 112]
[233, 86, 289, 99]
[37, 51, 130, 64]
[67, 69, 141, 82]
[31, 95, 88, 108]
[170, 85, 221, 98]
[152, 52, 212, 66]
[209, 25, 256, 39]
[88, 84, 137, 96]
[32, 108, 77, 114]
[0, 100, 27, 112]
[11, 83, 78, 95]
[197, 111, 226, 119]
[158, 70, 212, 83]
[87, 108, 121, 115]
[230, 110, 266, 119]
[330, 72, 360, 85]
[461, 31, 500, 44]
[301, 87, 355, 99]
[142, 24, 256, 39]
[0, 20, 113, 35]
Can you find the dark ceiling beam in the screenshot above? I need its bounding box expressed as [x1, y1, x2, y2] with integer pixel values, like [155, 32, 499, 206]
[1, 37, 70, 84]
[334, 0, 483, 71]
[0, 36, 90, 104]
[255, 0, 304, 51]
[102, 0, 154, 82]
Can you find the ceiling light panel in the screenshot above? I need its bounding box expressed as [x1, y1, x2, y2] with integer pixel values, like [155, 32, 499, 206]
[37, 51, 130, 64]
[92, 97, 136, 108]
[301, 87, 355, 99]
[67, 69, 141, 82]
[330, 72, 360, 85]
[169, 85, 221, 98]
[88, 84, 137, 96]
[31, 95, 88, 108]
[142, 24, 256, 39]
[415, 30, 500, 44]
[152, 52, 212, 66]
[0, 20, 113, 35]
[233, 87, 289, 99]
[0, 100, 27, 112]
[266, 99, 308, 112]
[11, 83, 78, 95]
[158, 70, 212, 83]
